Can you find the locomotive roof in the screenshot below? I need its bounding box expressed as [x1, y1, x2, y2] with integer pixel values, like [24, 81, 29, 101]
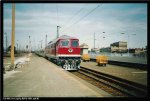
[48, 35, 78, 44]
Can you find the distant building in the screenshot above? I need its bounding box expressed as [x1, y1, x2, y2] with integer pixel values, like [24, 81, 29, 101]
[110, 41, 127, 53]
[80, 43, 89, 55]
[100, 47, 111, 52]
[91, 48, 100, 53]
[133, 48, 147, 57]
[134, 48, 146, 54]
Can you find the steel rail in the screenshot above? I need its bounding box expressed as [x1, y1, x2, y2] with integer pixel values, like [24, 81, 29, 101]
[79, 66, 147, 97]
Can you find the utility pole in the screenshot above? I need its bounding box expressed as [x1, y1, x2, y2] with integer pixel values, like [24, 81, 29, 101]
[10, 3, 15, 69]
[41, 40, 42, 50]
[94, 33, 96, 51]
[38, 41, 40, 52]
[45, 34, 47, 48]
[57, 26, 60, 38]
[30, 40, 32, 53]
[100, 32, 105, 48]
[29, 36, 30, 53]
[17, 40, 18, 54]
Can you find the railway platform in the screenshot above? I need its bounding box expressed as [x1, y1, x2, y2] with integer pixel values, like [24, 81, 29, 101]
[3, 54, 112, 97]
[89, 53, 147, 64]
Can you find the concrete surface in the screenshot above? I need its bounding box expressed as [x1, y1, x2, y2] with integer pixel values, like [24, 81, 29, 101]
[3, 54, 112, 97]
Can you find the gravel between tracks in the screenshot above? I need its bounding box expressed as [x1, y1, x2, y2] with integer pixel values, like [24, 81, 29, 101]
[72, 71, 128, 97]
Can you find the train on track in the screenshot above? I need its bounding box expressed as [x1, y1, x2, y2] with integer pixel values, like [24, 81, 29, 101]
[44, 35, 81, 71]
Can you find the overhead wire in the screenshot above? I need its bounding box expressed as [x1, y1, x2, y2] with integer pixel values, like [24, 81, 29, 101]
[62, 4, 88, 30]
[56, 4, 59, 26]
[61, 4, 102, 33]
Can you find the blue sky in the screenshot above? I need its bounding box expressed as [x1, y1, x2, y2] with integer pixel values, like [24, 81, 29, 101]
[3, 3, 147, 51]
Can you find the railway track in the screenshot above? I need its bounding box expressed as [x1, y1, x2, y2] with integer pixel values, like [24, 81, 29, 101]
[35, 53, 147, 97]
[72, 66, 147, 97]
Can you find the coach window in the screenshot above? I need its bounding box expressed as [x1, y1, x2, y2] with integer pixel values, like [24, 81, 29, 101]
[61, 40, 69, 47]
[71, 40, 78, 47]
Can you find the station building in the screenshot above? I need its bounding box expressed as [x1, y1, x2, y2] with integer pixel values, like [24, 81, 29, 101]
[91, 48, 100, 53]
[100, 41, 127, 53]
[80, 43, 89, 55]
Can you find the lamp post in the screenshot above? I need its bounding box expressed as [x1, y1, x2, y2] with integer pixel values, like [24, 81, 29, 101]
[29, 36, 30, 53]
[94, 33, 96, 52]
[103, 36, 106, 55]
[99, 32, 105, 52]
[94, 32, 105, 53]
[17, 40, 18, 54]
[100, 32, 105, 48]
[121, 33, 136, 56]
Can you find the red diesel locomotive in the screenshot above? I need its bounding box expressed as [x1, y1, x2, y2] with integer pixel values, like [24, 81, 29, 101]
[45, 35, 81, 70]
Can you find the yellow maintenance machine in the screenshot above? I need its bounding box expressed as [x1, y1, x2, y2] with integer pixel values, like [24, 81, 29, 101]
[82, 54, 90, 62]
[96, 55, 108, 66]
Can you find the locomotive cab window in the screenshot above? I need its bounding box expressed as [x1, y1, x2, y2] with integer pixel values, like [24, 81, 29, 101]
[71, 40, 78, 47]
[61, 40, 69, 47]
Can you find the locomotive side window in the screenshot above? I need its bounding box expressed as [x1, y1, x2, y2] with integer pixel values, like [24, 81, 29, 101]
[71, 40, 78, 47]
[61, 40, 69, 47]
